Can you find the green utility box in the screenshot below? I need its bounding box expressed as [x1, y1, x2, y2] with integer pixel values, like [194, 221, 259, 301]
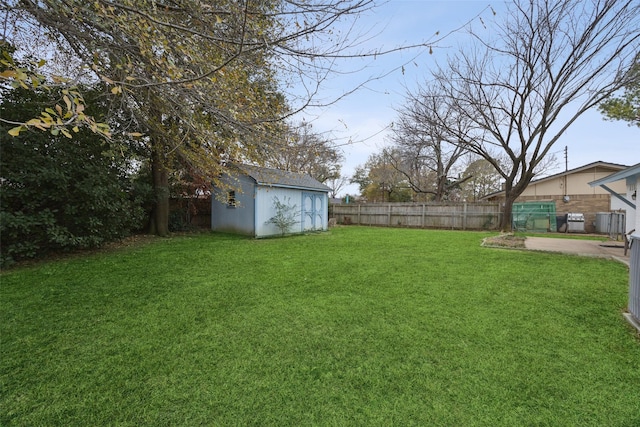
[512, 202, 557, 233]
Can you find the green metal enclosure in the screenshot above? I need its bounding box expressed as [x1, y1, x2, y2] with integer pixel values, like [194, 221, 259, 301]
[512, 202, 557, 233]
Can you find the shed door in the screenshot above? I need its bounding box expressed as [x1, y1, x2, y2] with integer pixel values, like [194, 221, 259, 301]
[302, 192, 324, 231]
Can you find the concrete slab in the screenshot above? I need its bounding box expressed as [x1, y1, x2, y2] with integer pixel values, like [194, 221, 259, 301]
[524, 236, 629, 266]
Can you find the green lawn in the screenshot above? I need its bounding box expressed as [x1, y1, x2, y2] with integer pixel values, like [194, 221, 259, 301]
[2, 227, 639, 426]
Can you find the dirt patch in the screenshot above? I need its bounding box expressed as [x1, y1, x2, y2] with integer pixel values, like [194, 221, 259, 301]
[4, 234, 163, 271]
[482, 233, 526, 249]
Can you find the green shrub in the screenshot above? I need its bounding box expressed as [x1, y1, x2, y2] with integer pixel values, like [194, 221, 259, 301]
[0, 86, 146, 267]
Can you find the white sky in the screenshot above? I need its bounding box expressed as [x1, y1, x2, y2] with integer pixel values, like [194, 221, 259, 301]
[291, 0, 639, 197]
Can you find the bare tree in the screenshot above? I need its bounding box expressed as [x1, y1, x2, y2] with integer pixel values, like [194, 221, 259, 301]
[325, 176, 349, 199]
[262, 121, 343, 184]
[388, 83, 470, 201]
[431, 0, 640, 230]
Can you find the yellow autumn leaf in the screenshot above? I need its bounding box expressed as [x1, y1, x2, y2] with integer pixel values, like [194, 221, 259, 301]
[27, 118, 48, 130]
[63, 95, 72, 112]
[111, 86, 122, 94]
[0, 69, 16, 80]
[8, 126, 24, 136]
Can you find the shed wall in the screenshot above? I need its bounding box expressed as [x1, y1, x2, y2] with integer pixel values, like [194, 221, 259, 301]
[255, 187, 304, 237]
[211, 174, 256, 235]
[255, 187, 328, 237]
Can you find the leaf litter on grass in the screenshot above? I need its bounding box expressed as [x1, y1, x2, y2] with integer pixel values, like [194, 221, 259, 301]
[482, 233, 526, 249]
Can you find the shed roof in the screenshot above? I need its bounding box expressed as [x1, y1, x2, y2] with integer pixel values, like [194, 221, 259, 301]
[234, 164, 331, 192]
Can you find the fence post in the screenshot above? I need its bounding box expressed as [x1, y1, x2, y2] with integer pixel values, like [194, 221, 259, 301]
[388, 204, 392, 226]
[358, 204, 361, 225]
[422, 204, 426, 228]
[463, 203, 467, 230]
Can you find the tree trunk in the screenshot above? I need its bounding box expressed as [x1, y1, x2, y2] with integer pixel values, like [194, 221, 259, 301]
[500, 191, 517, 232]
[150, 142, 170, 237]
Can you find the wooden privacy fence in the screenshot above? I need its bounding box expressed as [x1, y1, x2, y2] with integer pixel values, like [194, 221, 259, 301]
[330, 202, 502, 230]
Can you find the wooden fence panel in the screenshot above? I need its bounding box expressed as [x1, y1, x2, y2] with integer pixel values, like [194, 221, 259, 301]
[330, 202, 501, 230]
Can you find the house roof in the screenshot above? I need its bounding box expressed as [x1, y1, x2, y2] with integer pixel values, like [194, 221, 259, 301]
[481, 161, 629, 200]
[588, 162, 640, 187]
[234, 164, 331, 192]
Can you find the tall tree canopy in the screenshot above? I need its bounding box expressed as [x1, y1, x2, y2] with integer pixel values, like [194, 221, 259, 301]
[459, 157, 503, 202]
[423, 0, 639, 230]
[351, 150, 413, 202]
[599, 58, 640, 127]
[388, 82, 470, 202]
[3, 0, 377, 235]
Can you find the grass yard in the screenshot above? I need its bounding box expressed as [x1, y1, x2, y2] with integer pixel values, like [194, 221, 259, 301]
[1, 227, 639, 426]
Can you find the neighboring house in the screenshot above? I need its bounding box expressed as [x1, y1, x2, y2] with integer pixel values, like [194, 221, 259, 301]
[211, 164, 330, 237]
[483, 161, 630, 232]
[589, 163, 640, 331]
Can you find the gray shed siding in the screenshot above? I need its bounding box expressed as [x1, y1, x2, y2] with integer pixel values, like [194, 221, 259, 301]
[211, 174, 256, 235]
[211, 165, 330, 237]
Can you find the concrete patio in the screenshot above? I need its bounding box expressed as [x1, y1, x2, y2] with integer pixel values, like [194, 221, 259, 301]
[524, 236, 630, 266]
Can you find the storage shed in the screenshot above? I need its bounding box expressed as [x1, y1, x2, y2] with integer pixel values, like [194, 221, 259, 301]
[211, 164, 330, 238]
